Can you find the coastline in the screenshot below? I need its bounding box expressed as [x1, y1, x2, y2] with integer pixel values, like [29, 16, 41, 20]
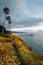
[0, 33, 43, 65]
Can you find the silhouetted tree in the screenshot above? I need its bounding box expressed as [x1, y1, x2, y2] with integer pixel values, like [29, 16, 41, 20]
[2, 7, 12, 33]
[6, 16, 12, 30]
[9, 21, 12, 30]
[9, 21, 12, 24]
[3, 7, 10, 26]
[6, 16, 11, 21]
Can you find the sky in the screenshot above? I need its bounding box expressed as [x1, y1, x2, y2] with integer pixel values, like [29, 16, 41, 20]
[0, 0, 43, 32]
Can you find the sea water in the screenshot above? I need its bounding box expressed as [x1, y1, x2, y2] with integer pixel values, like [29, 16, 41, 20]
[13, 31, 43, 53]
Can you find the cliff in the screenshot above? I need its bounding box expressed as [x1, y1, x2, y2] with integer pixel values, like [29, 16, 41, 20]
[0, 33, 43, 65]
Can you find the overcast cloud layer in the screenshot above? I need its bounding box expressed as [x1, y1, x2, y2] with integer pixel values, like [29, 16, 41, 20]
[0, 0, 43, 32]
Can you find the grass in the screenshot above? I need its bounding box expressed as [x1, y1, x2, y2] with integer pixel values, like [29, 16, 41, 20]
[9, 34, 43, 65]
[0, 33, 43, 65]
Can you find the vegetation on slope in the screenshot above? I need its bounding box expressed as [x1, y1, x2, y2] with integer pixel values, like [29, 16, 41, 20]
[0, 34, 43, 65]
[0, 36, 21, 65]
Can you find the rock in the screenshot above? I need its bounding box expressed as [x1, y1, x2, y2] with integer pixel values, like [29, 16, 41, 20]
[0, 25, 7, 34]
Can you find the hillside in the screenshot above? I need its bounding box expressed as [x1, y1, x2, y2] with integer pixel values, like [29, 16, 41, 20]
[0, 33, 43, 65]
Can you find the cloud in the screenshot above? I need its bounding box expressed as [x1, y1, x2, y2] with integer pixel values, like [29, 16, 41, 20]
[11, 22, 43, 32]
[11, 0, 43, 23]
[0, 0, 43, 30]
[1, 0, 43, 20]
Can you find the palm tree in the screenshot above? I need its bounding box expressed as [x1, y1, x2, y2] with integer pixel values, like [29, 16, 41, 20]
[3, 7, 10, 26]
[9, 21, 12, 24]
[6, 16, 11, 21]
[6, 16, 12, 31]
[9, 21, 12, 31]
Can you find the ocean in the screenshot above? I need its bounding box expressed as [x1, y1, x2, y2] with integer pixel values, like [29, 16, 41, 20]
[13, 30, 43, 54]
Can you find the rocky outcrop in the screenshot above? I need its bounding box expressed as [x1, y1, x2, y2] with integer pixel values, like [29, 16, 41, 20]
[0, 25, 7, 34]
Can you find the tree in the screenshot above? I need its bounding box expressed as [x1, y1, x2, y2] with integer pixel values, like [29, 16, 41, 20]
[3, 7, 10, 26]
[9, 21, 11, 24]
[6, 16, 12, 30]
[2, 7, 12, 33]
[6, 16, 11, 22]
[9, 21, 12, 30]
